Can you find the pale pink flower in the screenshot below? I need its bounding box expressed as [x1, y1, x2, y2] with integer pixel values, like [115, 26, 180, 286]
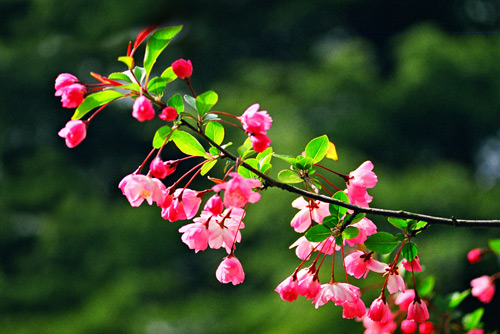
[132, 96, 155, 122]
[58, 120, 87, 148]
[362, 311, 397, 334]
[289, 236, 316, 260]
[171, 59, 193, 79]
[386, 268, 406, 294]
[345, 186, 373, 208]
[159, 106, 178, 121]
[395, 289, 415, 312]
[290, 197, 330, 233]
[402, 256, 422, 272]
[161, 188, 201, 222]
[207, 208, 245, 253]
[275, 275, 299, 302]
[55, 83, 86, 108]
[368, 297, 391, 323]
[400, 320, 417, 334]
[313, 282, 362, 309]
[216, 255, 245, 285]
[178, 222, 209, 253]
[407, 298, 429, 323]
[118, 174, 166, 207]
[238, 103, 273, 135]
[471, 275, 496, 303]
[212, 173, 261, 208]
[55, 73, 79, 91]
[345, 251, 387, 279]
[296, 268, 321, 300]
[349, 161, 378, 188]
[342, 298, 366, 319]
[467, 248, 483, 264]
[345, 217, 377, 246]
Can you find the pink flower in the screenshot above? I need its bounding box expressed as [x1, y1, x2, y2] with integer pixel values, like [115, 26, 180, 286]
[418, 322, 434, 334]
[368, 297, 391, 323]
[296, 268, 321, 300]
[171, 59, 193, 79]
[402, 256, 422, 272]
[216, 255, 245, 285]
[345, 186, 373, 208]
[345, 161, 377, 208]
[58, 120, 87, 148]
[55, 73, 79, 91]
[290, 197, 330, 233]
[407, 298, 429, 323]
[159, 106, 178, 121]
[238, 104, 273, 135]
[178, 222, 209, 253]
[203, 194, 223, 216]
[212, 173, 261, 208]
[467, 248, 483, 264]
[275, 275, 299, 302]
[161, 188, 201, 222]
[345, 251, 387, 279]
[362, 312, 397, 333]
[55, 83, 86, 108]
[149, 158, 177, 179]
[132, 96, 155, 122]
[289, 236, 316, 260]
[207, 208, 245, 253]
[386, 268, 406, 294]
[400, 320, 417, 334]
[250, 132, 271, 152]
[313, 282, 362, 311]
[118, 174, 166, 207]
[467, 329, 484, 334]
[471, 275, 496, 303]
[345, 217, 377, 246]
[395, 289, 415, 312]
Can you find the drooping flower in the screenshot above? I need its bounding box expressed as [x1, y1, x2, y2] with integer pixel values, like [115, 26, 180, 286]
[345, 250, 387, 279]
[207, 208, 245, 253]
[118, 174, 166, 207]
[402, 256, 423, 272]
[290, 196, 330, 233]
[407, 298, 429, 323]
[250, 132, 271, 152]
[368, 297, 391, 323]
[467, 248, 483, 264]
[55, 83, 87, 108]
[395, 289, 415, 312]
[289, 236, 316, 260]
[345, 161, 377, 208]
[212, 172, 261, 208]
[178, 222, 209, 253]
[296, 267, 321, 300]
[216, 255, 245, 285]
[159, 106, 178, 121]
[203, 194, 223, 217]
[171, 59, 193, 79]
[55, 73, 79, 90]
[345, 217, 377, 246]
[161, 188, 202, 222]
[400, 320, 417, 334]
[471, 275, 496, 303]
[313, 281, 364, 318]
[386, 267, 406, 294]
[150, 157, 168, 179]
[362, 311, 397, 333]
[132, 96, 155, 122]
[275, 275, 299, 302]
[58, 120, 87, 148]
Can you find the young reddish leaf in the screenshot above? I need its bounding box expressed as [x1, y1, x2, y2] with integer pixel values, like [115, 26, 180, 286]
[326, 141, 338, 161]
[126, 41, 131, 57]
[90, 72, 123, 86]
[132, 25, 158, 55]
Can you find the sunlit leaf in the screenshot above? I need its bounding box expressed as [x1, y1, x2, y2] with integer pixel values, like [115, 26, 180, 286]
[152, 125, 172, 149]
[277, 170, 302, 184]
[201, 159, 217, 176]
[196, 90, 218, 116]
[171, 130, 206, 157]
[71, 90, 123, 120]
[143, 25, 183, 80]
[304, 135, 329, 163]
[305, 225, 332, 242]
[365, 232, 399, 254]
[205, 121, 224, 145]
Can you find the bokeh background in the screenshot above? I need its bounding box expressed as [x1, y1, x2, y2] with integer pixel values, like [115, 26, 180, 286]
[2, 0, 500, 333]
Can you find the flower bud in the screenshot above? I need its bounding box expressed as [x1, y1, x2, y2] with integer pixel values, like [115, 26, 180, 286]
[401, 320, 417, 334]
[150, 157, 168, 179]
[418, 321, 434, 334]
[132, 96, 155, 122]
[172, 59, 193, 79]
[58, 120, 87, 148]
[467, 248, 483, 264]
[159, 106, 178, 121]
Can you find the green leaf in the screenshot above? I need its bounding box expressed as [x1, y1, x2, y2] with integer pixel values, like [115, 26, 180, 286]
[257, 147, 273, 165]
[108, 72, 132, 83]
[238, 159, 259, 179]
[417, 275, 435, 297]
[184, 94, 197, 114]
[260, 163, 272, 175]
[205, 121, 224, 145]
[201, 159, 217, 176]
[322, 215, 338, 229]
[343, 226, 360, 240]
[364, 232, 400, 254]
[330, 191, 349, 220]
[152, 125, 172, 149]
[277, 170, 303, 184]
[305, 225, 332, 242]
[395, 233, 405, 242]
[134, 66, 146, 84]
[118, 56, 134, 69]
[209, 147, 220, 156]
[335, 235, 343, 246]
[147, 76, 168, 95]
[346, 212, 366, 224]
[388, 217, 408, 230]
[402, 242, 418, 261]
[143, 25, 183, 80]
[304, 135, 329, 163]
[273, 154, 296, 165]
[115, 83, 141, 91]
[448, 289, 470, 309]
[489, 238, 500, 254]
[167, 94, 184, 114]
[462, 308, 484, 330]
[160, 66, 177, 83]
[71, 90, 123, 120]
[171, 130, 206, 157]
[196, 90, 218, 116]
[293, 156, 314, 170]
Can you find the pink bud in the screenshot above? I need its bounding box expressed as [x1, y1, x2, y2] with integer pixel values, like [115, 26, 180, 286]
[55, 73, 79, 90]
[402, 256, 423, 272]
[58, 120, 87, 148]
[368, 297, 390, 323]
[407, 298, 429, 323]
[150, 157, 168, 179]
[132, 96, 155, 122]
[401, 320, 418, 334]
[159, 106, 178, 121]
[467, 329, 484, 334]
[418, 321, 434, 334]
[250, 132, 271, 152]
[171, 59, 193, 79]
[216, 256, 245, 285]
[204, 194, 224, 216]
[467, 248, 483, 264]
[471, 275, 496, 303]
[55, 83, 86, 109]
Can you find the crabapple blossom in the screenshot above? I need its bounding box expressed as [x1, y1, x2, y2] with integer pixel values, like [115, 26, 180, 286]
[216, 255, 245, 285]
[368, 297, 391, 323]
[289, 236, 316, 260]
[250, 132, 271, 152]
[467, 329, 484, 334]
[161, 188, 202, 222]
[402, 256, 422, 272]
[296, 267, 321, 300]
[395, 289, 415, 312]
[362, 311, 397, 334]
[238, 103, 273, 135]
[407, 298, 429, 323]
[58, 120, 87, 148]
[55, 83, 87, 108]
[418, 322, 434, 334]
[118, 174, 166, 207]
[345, 217, 377, 246]
[150, 157, 169, 179]
[212, 172, 261, 208]
[471, 275, 495, 303]
[345, 250, 387, 279]
[203, 194, 223, 216]
[159, 106, 178, 121]
[171, 58, 193, 79]
[401, 320, 418, 334]
[55, 73, 79, 90]
[467, 248, 483, 264]
[313, 282, 365, 318]
[290, 196, 330, 233]
[132, 96, 155, 122]
[207, 208, 245, 253]
[386, 268, 406, 294]
[275, 275, 299, 302]
[178, 222, 209, 253]
[345, 160, 377, 208]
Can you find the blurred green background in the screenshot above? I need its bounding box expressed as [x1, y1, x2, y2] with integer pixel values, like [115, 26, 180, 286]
[2, 0, 500, 333]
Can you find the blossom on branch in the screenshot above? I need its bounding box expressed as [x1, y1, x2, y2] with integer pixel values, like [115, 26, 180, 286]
[54, 73, 86, 108]
[118, 174, 166, 207]
[216, 255, 245, 285]
[345, 250, 387, 279]
[290, 196, 330, 233]
[58, 120, 87, 148]
[212, 173, 261, 208]
[471, 275, 496, 303]
[171, 59, 193, 79]
[132, 96, 155, 122]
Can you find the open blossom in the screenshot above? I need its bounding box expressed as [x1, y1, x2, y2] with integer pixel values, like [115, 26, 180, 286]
[471, 275, 496, 303]
[207, 208, 245, 253]
[313, 282, 365, 318]
[238, 104, 273, 152]
[161, 188, 202, 222]
[212, 173, 261, 208]
[132, 96, 155, 122]
[289, 236, 316, 260]
[368, 297, 391, 323]
[275, 275, 299, 302]
[345, 217, 377, 246]
[296, 268, 321, 300]
[345, 250, 387, 279]
[346, 161, 377, 207]
[395, 289, 415, 311]
[58, 120, 87, 148]
[216, 255, 245, 285]
[290, 197, 330, 233]
[386, 267, 406, 294]
[402, 256, 422, 272]
[178, 222, 209, 253]
[362, 311, 397, 333]
[407, 298, 429, 323]
[171, 58, 193, 79]
[118, 174, 166, 207]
